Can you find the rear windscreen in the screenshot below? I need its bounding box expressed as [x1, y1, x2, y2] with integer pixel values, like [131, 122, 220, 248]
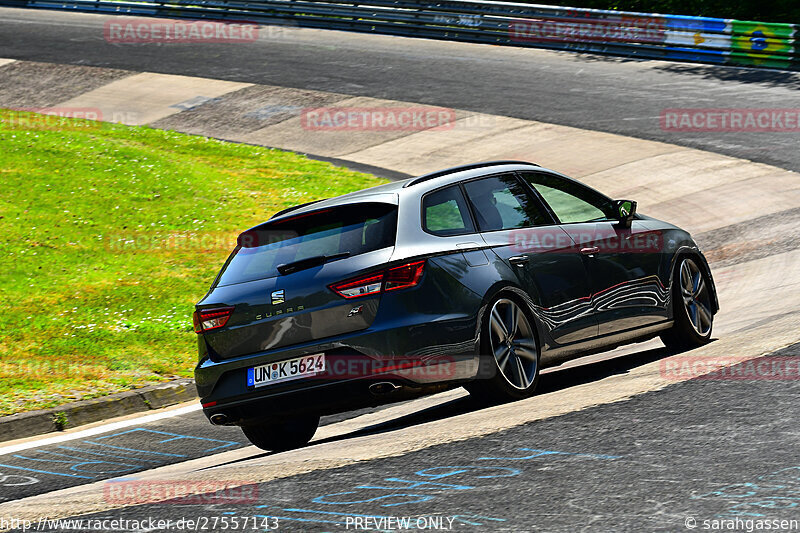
[215, 203, 397, 286]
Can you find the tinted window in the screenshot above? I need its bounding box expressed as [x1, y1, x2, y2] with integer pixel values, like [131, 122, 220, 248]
[521, 172, 615, 224]
[462, 174, 549, 232]
[422, 185, 475, 236]
[216, 203, 397, 286]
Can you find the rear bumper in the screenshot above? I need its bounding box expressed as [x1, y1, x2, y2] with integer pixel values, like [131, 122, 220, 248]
[201, 368, 462, 426]
[195, 314, 480, 425]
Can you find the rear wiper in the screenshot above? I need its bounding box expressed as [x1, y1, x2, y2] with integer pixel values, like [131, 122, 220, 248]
[277, 252, 350, 275]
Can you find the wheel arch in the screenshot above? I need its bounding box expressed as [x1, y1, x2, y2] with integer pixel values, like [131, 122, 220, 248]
[476, 282, 547, 357]
[669, 247, 720, 315]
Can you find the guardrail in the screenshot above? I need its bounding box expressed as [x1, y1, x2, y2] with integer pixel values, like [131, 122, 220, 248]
[2, 0, 797, 70]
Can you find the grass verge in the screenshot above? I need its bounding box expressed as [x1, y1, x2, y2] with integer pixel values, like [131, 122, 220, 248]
[0, 109, 386, 416]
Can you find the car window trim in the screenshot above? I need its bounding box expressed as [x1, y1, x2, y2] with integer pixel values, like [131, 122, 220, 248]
[420, 182, 478, 237]
[517, 170, 616, 225]
[513, 171, 560, 224]
[459, 171, 558, 234]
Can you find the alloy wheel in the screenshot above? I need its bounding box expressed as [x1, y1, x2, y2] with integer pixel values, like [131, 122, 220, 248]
[679, 258, 713, 337]
[488, 298, 538, 389]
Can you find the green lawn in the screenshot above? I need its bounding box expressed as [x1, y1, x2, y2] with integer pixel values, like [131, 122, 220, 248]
[0, 109, 386, 416]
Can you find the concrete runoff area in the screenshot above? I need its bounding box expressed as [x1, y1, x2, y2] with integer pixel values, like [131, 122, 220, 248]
[0, 37, 799, 531]
[0, 57, 795, 239]
[55, 72, 251, 126]
[2, 8, 800, 174]
[0, 61, 131, 109]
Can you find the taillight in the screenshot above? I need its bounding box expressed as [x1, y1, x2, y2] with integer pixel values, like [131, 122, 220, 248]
[328, 273, 384, 299]
[193, 306, 235, 334]
[385, 260, 425, 292]
[329, 260, 425, 299]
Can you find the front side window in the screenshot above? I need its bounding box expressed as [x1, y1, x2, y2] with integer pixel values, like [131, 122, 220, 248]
[462, 174, 549, 232]
[422, 185, 475, 236]
[520, 172, 615, 224]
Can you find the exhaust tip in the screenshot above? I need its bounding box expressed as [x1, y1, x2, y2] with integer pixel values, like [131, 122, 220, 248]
[369, 381, 402, 396]
[209, 413, 229, 425]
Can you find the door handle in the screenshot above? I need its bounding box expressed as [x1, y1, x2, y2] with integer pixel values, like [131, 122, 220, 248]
[580, 247, 600, 256]
[508, 255, 529, 266]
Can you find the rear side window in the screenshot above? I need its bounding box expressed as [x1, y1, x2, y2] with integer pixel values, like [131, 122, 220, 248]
[422, 185, 475, 236]
[462, 174, 549, 232]
[216, 203, 397, 286]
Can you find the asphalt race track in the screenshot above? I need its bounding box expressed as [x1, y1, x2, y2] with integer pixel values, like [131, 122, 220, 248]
[1, 9, 800, 172]
[0, 405, 406, 503]
[2, 343, 799, 531]
[1, 6, 800, 533]
[57, 343, 800, 532]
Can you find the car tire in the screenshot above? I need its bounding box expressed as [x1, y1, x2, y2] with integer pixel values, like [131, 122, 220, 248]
[660, 256, 714, 352]
[465, 293, 540, 403]
[241, 414, 319, 452]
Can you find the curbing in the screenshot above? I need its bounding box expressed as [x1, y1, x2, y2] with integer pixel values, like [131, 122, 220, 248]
[0, 379, 197, 443]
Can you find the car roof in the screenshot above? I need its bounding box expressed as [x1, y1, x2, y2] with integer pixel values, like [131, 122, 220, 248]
[269, 161, 542, 222]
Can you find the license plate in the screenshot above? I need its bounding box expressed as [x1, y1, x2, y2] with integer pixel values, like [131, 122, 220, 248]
[247, 353, 325, 388]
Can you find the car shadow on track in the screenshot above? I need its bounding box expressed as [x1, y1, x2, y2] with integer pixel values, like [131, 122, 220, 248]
[211, 344, 684, 467]
[318, 345, 674, 444]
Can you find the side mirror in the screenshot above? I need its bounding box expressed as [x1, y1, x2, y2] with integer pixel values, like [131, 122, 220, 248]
[613, 199, 637, 229]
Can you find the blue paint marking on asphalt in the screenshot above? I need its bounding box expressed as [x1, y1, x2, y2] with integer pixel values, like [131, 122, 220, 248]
[691, 465, 800, 518]
[0, 428, 243, 486]
[311, 492, 435, 507]
[414, 465, 522, 479]
[29, 449, 140, 466]
[451, 514, 507, 525]
[93, 428, 239, 453]
[246, 510, 345, 526]
[305, 448, 622, 515]
[11, 450, 140, 474]
[478, 448, 622, 461]
[82, 441, 185, 457]
[54, 445, 163, 464]
[477, 448, 565, 460]
[0, 463, 92, 479]
[270, 516, 345, 525]
[357, 478, 474, 491]
[280, 508, 395, 519]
